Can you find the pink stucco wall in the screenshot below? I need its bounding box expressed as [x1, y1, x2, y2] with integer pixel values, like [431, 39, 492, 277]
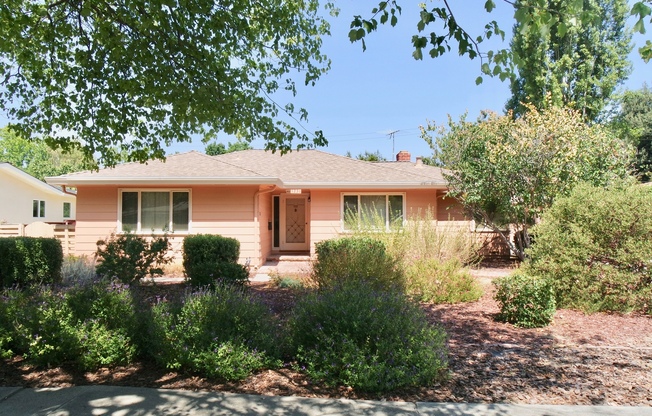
[74, 185, 467, 267]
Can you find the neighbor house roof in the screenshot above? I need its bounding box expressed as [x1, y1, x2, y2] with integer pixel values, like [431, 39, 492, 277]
[46, 150, 448, 189]
[1, 162, 73, 197]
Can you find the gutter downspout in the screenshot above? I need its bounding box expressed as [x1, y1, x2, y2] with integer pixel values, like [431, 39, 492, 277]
[253, 185, 277, 268]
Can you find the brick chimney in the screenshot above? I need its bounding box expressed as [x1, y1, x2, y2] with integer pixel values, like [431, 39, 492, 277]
[396, 150, 411, 162]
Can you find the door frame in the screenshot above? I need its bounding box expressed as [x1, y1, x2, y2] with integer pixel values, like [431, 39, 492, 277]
[279, 193, 310, 251]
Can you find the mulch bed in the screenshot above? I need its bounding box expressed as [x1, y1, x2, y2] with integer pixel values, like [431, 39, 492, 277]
[2, 276, 651, 406]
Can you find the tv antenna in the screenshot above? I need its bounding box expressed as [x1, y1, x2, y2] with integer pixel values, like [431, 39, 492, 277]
[385, 130, 399, 156]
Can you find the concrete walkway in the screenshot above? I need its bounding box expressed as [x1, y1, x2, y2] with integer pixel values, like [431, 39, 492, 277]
[1, 386, 650, 416]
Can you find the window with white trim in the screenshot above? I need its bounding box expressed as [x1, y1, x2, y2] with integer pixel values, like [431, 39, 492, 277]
[119, 190, 190, 233]
[342, 193, 404, 230]
[33, 200, 45, 218]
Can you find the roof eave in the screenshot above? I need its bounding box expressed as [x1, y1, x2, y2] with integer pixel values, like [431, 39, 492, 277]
[279, 181, 449, 189]
[45, 177, 281, 186]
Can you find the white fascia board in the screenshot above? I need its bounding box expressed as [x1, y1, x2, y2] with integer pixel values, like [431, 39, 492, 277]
[279, 181, 449, 189]
[2, 164, 68, 196]
[45, 177, 281, 186]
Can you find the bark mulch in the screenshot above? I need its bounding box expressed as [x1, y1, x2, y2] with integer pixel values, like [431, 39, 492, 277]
[1, 274, 651, 406]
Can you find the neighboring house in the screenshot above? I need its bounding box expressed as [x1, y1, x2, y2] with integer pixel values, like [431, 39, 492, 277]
[46, 149, 465, 266]
[0, 162, 76, 224]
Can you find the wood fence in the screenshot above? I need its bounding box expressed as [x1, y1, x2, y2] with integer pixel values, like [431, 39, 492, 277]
[0, 222, 75, 255]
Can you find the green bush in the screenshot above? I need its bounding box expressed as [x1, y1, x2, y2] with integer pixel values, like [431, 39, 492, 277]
[0, 237, 63, 288]
[95, 233, 171, 284]
[147, 286, 279, 381]
[182, 235, 248, 287]
[405, 259, 483, 303]
[184, 261, 249, 288]
[183, 234, 240, 264]
[526, 182, 652, 314]
[494, 273, 556, 328]
[312, 237, 403, 291]
[0, 280, 139, 370]
[288, 281, 448, 392]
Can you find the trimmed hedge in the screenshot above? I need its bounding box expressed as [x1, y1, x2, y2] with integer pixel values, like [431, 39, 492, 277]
[0, 237, 63, 288]
[183, 234, 248, 287]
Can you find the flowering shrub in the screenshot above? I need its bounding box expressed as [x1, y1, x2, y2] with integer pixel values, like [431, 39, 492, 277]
[288, 281, 448, 392]
[0, 280, 139, 369]
[147, 286, 279, 380]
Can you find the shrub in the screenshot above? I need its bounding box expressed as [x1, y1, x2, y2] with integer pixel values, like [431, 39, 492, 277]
[526, 182, 652, 313]
[11, 287, 80, 367]
[494, 272, 556, 328]
[405, 259, 483, 303]
[183, 235, 248, 288]
[0, 237, 63, 288]
[95, 233, 171, 284]
[147, 286, 279, 381]
[184, 261, 249, 288]
[288, 281, 448, 392]
[77, 320, 136, 370]
[312, 237, 403, 291]
[0, 280, 139, 370]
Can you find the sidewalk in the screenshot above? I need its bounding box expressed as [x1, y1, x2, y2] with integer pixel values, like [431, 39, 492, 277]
[1, 386, 650, 416]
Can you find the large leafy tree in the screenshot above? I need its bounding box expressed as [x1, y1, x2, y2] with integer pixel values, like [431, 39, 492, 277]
[611, 84, 652, 180]
[421, 106, 634, 260]
[350, 1, 651, 83]
[0, 127, 89, 180]
[0, 0, 331, 167]
[506, 0, 632, 121]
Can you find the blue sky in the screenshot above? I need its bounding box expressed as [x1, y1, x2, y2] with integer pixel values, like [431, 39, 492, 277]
[171, 0, 651, 160]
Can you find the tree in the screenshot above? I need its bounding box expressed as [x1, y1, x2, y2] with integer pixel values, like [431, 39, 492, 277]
[0, 127, 89, 180]
[506, 0, 632, 121]
[346, 150, 387, 161]
[610, 84, 652, 180]
[205, 140, 253, 156]
[350, 1, 651, 84]
[0, 1, 331, 167]
[421, 105, 634, 260]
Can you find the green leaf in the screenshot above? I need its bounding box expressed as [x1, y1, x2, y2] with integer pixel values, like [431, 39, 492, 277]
[413, 48, 423, 60]
[475, 76, 483, 85]
[484, 0, 496, 13]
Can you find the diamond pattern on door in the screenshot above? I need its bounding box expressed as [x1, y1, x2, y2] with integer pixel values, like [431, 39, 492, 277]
[285, 198, 305, 244]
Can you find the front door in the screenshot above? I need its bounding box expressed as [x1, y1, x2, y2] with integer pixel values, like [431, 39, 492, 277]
[280, 194, 309, 251]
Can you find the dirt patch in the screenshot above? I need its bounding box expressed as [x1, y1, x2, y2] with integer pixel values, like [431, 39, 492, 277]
[2, 276, 651, 405]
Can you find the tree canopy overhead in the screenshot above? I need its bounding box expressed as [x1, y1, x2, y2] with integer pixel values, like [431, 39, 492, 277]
[350, 0, 651, 84]
[0, 0, 331, 167]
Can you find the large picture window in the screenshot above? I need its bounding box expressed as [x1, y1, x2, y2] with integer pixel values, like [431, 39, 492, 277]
[119, 190, 190, 233]
[342, 193, 404, 230]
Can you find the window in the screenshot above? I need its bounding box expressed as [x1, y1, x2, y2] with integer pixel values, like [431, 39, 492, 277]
[119, 190, 190, 233]
[342, 193, 404, 230]
[33, 200, 45, 218]
[63, 202, 71, 218]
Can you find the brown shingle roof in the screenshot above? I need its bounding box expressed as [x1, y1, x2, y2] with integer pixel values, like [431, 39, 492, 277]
[46, 150, 448, 189]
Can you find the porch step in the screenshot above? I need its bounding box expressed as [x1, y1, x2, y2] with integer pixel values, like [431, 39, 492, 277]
[253, 254, 313, 281]
[265, 252, 312, 262]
